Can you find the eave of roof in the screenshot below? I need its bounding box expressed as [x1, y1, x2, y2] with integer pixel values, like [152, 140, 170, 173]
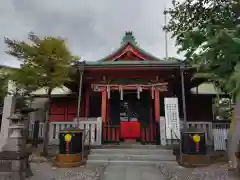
[191, 83, 217, 95]
[0, 64, 18, 70]
[190, 83, 230, 96]
[84, 60, 186, 68]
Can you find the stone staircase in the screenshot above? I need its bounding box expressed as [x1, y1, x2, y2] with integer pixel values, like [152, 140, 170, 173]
[86, 145, 177, 166]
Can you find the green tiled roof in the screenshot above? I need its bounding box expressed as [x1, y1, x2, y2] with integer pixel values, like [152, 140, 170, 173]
[98, 31, 163, 62]
[85, 60, 184, 67]
[77, 31, 190, 68]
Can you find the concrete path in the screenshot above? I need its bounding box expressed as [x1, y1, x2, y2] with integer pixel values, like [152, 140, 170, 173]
[103, 164, 165, 180]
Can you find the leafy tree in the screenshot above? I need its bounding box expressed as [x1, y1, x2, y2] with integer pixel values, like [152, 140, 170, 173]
[165, 0, 240, 167]
[213, 98, 232, 120]
[165, 0, 239, 91]
[5, 32, 79, 155]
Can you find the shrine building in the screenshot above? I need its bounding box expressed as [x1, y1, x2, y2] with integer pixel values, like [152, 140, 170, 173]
[45, 32, 214, 145]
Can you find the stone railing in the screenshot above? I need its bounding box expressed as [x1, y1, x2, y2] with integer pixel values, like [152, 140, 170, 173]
[161, 119, 230, 151]
[28, 117, 102, 146]
[28, 117, 230, 151]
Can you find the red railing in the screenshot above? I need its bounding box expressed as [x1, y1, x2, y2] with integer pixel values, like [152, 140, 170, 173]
[140, 122, 158, 144]
[103, 123, 120, 144]
[102, 122, 159, 144]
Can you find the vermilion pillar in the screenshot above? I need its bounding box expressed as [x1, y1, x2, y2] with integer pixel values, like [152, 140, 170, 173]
[85, 92, 90, 117]
[154, 90, 160, 121]
[101, 90, 107, 123]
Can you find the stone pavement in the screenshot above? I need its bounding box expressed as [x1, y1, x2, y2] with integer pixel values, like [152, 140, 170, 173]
[103, 164, 165, 180]
[158, 163, 230, 180]
[101, 162, 237, 180]
[26, 162, 238, 180]
[27, 163, 103, 180]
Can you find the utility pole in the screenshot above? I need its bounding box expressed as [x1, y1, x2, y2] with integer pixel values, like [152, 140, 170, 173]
[164, 6, 168, 61]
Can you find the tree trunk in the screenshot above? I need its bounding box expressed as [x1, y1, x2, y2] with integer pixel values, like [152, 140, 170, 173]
[227, 99, 240, 169]
[42, 89, 52, 156]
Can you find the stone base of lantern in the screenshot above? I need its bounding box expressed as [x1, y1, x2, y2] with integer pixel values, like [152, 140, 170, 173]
[0, 151, 33, 180]
[236, 152, 240, 172]
[54, 153, 85, 168]
[177, 153, 211, 168]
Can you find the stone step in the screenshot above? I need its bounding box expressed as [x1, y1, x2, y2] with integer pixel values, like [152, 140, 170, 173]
[95, 144, 174, 149]
[88, 153, 176, 161]
[86, 159, 177, 166]
[87, 146, 176, 166]
[90, 148, 174, 155]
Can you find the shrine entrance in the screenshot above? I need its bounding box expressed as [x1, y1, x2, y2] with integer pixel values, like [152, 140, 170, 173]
[107, 91, 156, 144]
[94, 79, 166, 145]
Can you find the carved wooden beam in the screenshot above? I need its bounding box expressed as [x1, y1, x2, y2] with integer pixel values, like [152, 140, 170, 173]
[91, 82, 168, 92]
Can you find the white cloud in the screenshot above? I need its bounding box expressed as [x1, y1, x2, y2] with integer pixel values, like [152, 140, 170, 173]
[0, 0, 180, 67]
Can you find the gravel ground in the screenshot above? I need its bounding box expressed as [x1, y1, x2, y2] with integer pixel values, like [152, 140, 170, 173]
[26, 163, 103, 180]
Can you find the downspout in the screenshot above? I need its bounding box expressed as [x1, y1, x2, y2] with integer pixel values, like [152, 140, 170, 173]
[180, 65, 187, 128]
[76, 62, 84, 128]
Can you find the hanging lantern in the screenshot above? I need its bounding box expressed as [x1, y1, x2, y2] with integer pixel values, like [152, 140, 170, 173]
[151, 86, 155, 99]
[119, 86, 123, 100]
[137, 86, 140, 99]
[137, 86, 143, 99]
[107, 85, 110, 99]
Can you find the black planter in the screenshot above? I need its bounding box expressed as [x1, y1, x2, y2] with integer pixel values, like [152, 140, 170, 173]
[59, 128, 83, 154]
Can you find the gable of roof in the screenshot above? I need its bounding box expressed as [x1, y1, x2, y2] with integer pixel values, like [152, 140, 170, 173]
[98, 31, 163, 62]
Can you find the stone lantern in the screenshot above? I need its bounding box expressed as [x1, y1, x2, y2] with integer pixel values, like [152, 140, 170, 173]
[5, 112, 25, 151]
[0, 109, 33, 180]
[21, 107, 37, 142]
